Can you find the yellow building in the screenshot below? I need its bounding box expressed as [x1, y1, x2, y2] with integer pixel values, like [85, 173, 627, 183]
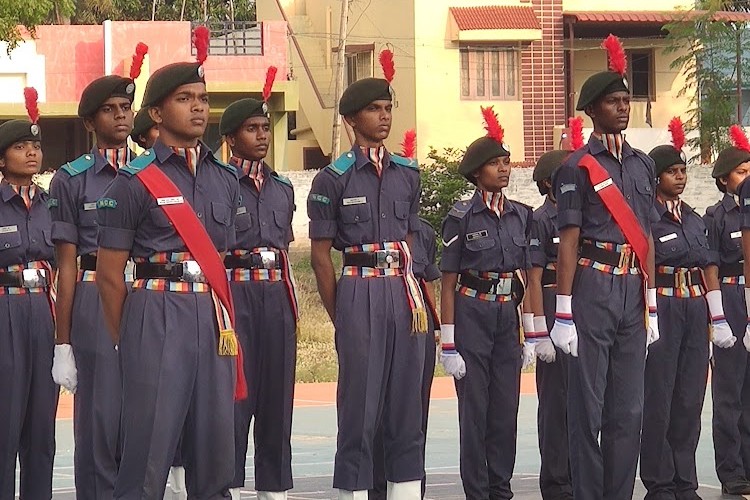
[259, 0, 742, 169]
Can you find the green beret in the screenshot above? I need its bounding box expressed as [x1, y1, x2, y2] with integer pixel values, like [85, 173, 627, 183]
[712, 146, 750, 178]
[649, 145, 686, 177]
[130, 108, 156, 142]
[0, 120, 41, 155]
[142, 62, 205, 108]
[459, 136, 510, 180]
[78, 75, 135, 117]
[576, 71, 629, 111]
[219, 98, 268, 135]
[533, 150, 568, 181]
[339, 78, 391, 116]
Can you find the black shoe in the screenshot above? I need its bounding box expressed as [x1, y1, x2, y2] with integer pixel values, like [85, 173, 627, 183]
[722, 479, 750, 495]
[676, 492, 701, 500]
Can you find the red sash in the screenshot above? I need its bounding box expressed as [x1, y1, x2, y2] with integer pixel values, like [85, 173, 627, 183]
[136, 164, 247, 401]
[578, 154, 649, 276]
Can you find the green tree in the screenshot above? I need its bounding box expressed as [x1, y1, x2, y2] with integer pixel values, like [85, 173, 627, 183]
[0, 0, 74, 52]
[664, 0, 750, 161]
[72, 0, 255, 23]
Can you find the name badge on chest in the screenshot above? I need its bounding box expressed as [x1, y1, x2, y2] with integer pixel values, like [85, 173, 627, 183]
[343, 196, 367, 206]
[732, 231, 742, 239]
[0, 225, 18, 234]
[157, 196, 184, 206]
[659, 233, 678, 243]
[83, 202, 97, 211]
[552, 237, 560, 244]
[466, 229, 489, 241]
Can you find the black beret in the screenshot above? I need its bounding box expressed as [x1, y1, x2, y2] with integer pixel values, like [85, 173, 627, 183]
[459, 136, 510, 179]
[339, 78, 392, 116]
[576, 71, 629, 111]
[0, 120, 41, 155]
[130, 108, 156, 143]
[220, 98, 268, 135]
[533, 150, 568, 181]
[649, 145, 686, 177]
[712, 146, 750, 178]
[78, 75, 135, 117]
[142, 62, 205, 108]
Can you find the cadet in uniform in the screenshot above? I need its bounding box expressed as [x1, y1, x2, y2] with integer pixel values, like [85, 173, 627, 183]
[131, 107, 158, 150]
[711, 125, 750, 494]
[439, 107, 531, 500]
[0, 88, 58, 500]
[551, 35, 660, 499]
[639, 118, 713, 499]
[525, 149, 572, 500]
[308, 50, 427, 499]
[49, 56, 142, 498]
[96, 30, 243, 499]
[219, 71, 297, 500]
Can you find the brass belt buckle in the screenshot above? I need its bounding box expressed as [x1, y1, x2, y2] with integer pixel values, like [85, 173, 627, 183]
[22, 268, 47, 288]
[376, 250, 400, 269]
[259, 250, 277, 269]
[181, 260, 206, 283]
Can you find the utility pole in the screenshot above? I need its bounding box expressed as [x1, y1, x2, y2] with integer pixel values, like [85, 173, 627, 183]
[737, 29, 743, 124]
[331, 0, 350, 159]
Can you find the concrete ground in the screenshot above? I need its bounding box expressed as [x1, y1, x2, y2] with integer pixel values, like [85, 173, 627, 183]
[38, 376, 738, 499]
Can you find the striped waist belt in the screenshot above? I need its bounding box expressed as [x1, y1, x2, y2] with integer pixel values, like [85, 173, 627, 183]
[719, 261, 743, 279]
[578, 240, 641, 275]
[542, 263, 557, 287]
[457, 270, 521, 303]
[655, 266, 704, 297]
[343, 242, 427, 333]
[722, 275, 745, 285]
[0, 266, 49, 289]
[224, 249, 281, 270]
[135, 260, 205, 282]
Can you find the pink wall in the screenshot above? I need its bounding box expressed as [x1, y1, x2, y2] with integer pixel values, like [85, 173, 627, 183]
[31, 21, 288, 103]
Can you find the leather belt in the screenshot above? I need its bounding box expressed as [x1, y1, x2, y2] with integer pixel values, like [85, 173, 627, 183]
[224, 250, 280, 270]
[80, 254, 97, 271]
[135, 261, 206, 283]
[343, 250, 402, 269]
[459, 272, 521, 297]
[0, 268, 49, 288]
[719, 261, 743, 279]
[580, 242, 639, 269]
[655, 268, 703, 288]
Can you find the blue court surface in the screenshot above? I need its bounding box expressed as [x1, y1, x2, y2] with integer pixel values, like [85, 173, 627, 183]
[45, 384, 733, 499]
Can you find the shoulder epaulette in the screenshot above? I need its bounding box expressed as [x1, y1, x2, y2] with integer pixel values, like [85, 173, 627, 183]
[210, 156, 238, 176]
[705, 204, 717, 217]
[61, 154, 96, 177]
[448, 199, 471, 219]
[418, 216, 434, 229]
[390, 153, 419, 170]
[325, 151, 356, 176]
[271, 170, 293, 188]
[121, 149, 156, 175]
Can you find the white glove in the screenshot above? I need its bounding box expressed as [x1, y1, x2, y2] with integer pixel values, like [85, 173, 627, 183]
[647, 288, 660, 348]
[528, 315, 556, 363]
[440, 325, 466, 380]
[522, 342, 536, 369]
[550, 295, 578, 357]
[52, 344, 78, 393]
[707, 289, 737, 349]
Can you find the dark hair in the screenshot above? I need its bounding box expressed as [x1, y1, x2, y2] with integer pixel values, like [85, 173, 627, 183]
[716, 177, 727, 193]
[537, 180, 549, 196]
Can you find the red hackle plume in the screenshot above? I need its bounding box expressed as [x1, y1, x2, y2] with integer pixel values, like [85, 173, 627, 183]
[481, 106, 504, 144]
[379, 49, 395, 83]
[668, 117, 685, 151]
[602, 34, 627, 76]
[730, 124, 750, 153]
[194, 26, 210, 64]
[130, 42, 148, 80]
[569, 116, 584, 150]
[262, 66, 278, 103]
[24, 87, 39, 124]
[401, 129, 416, 159]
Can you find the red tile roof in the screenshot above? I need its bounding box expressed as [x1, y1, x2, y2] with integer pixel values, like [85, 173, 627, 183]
[564, 10, 750, 24]
[450, 6, 541, 31]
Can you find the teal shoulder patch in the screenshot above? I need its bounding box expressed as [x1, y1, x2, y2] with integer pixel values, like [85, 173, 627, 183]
[61, 154, 96, 177]
[325, 151, 356, 176]
[271, 171, 293, 188]
[47, 198, 59, 208]
[211, 156, 238, 176]
[448, 200, 471, 219]
[97, 197, 117, 209]
[121, 150, 156, 175]
[308, 193, 330, 205]
[390, 153, 419, 170]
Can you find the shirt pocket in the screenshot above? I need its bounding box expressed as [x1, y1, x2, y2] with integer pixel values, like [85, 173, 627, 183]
[0, 230, 22, 251]
[341, 204, 371, 224]
[235, 212, 252, 232]
[274, 210, 291, 229]
[43, 229, 53, 246]
[394, 200, 411, 220]
[465, 236, 496, 252]
[211, 202, 232, 226]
